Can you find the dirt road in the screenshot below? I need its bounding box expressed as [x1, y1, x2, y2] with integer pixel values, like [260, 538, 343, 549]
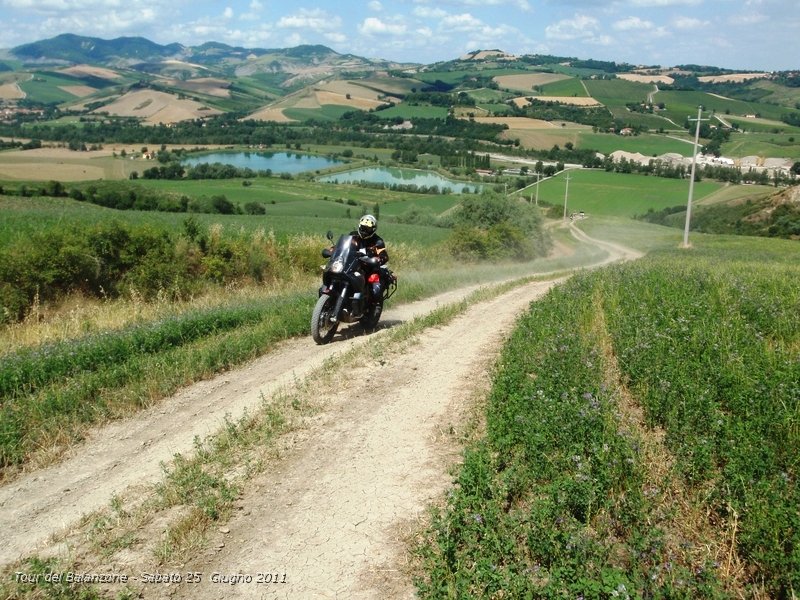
[0, 224, 639, 598]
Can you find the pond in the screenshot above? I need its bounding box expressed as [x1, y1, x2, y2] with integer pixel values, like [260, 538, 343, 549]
[181, 151, 344, 173]
[319, 167, 481, 194]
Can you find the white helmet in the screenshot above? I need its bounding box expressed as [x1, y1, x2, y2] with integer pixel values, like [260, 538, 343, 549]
[358, 214, 377, 238]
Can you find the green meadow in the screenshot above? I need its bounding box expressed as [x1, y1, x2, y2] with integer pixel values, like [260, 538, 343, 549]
[416, 233, 800, 598]
[519, 169, 723, 217]
[577, 132, 694, 156]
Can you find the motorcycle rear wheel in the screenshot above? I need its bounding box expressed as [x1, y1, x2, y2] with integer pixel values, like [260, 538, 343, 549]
[311, 294, 338, 344]
[361, 300, 383, 332]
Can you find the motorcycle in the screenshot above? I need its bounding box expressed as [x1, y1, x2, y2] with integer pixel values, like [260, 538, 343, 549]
[311, 231, 397, 344]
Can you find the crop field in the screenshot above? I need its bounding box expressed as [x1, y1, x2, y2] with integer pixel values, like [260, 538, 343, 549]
[751, 79, 800, 109]
[417, 235, 800, 598]
[584, 78, 652, 108]
[539, 77, 588, 97]
[465, 88, 507, 103]
[415, 68, 522, 86]
[723, 134, 800, 160]
[493, 72, 572, 93]
[577, 132, 694, 156]
[657, 90, 799, 125]
[371, 104, 450, 120]
[724, 116, 800, 135]
[0, 193, 452, 249]
[135, 176, 460, 213]
[17, 72, 88, 104]
[502, 127, 586, 151]
[282, 105, 361, 121]
[583, 78, 676, 129]
[526, 169, 723, 217]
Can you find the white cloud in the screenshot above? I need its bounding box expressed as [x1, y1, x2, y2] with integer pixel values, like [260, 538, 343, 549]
[613, 16, 654, 31]
[223, 6, 233, 20]
[672, 16, 707, 29]
[283, 32, 303, 46]
[441, 13, 483, 32]
[727, 12, 767, 26]
[358, 17, 407, 36]
[428, 0, 531, 9]
[277, 8, 342, 33]
[368, 0, 382, 11]
[545, 14, 600, 41]
[413, 6, 448, 19]
[325, 32, 347, 44]
[628, 0, 700, 5]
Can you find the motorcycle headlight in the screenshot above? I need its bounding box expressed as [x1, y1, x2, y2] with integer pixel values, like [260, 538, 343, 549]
[330, 259, 344, 273]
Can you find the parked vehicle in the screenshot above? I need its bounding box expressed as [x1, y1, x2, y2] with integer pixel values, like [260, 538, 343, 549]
[311, 231, 397, 344]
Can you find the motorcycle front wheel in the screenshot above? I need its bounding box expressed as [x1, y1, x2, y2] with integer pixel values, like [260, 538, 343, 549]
[311, 294, 339, 344]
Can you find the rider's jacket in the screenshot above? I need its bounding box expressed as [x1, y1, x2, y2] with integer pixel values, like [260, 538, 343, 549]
[349, 231, 388, 266]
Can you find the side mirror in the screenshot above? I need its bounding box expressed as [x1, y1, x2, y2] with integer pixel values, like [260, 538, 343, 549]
[326, 230, 334, 241]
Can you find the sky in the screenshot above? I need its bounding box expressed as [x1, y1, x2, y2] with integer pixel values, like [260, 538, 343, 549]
[0, 0, 797, 72]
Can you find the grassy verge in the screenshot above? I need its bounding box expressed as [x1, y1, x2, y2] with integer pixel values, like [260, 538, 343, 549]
[415, 235, 800, 598]
[0, 221, 597, 478]
[0, 268, 559, 600]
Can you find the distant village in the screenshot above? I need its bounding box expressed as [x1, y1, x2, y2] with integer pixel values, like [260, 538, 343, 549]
[606, 150, 795, 179]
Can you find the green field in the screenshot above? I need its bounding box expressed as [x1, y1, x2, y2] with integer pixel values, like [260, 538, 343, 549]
[417, 234, 800, 598]
[0, 194, 452, 249]
[584, 78, 653, 107]
[578, 132, 694, 156]
[373, 105, 450, 120]
[282, 105, 355, 122]
[466, 88, 508, 103]
[415, 68, 522, 86]
[656, 90, 800, 125]
[724, 116, 800, 134]
[540, 77, 588, 97]
[17, 72, 90, 104]
[723, 131, 800, 159]
[525, 169, 723, 217]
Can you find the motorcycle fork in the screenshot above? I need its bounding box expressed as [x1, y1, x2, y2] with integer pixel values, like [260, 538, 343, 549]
[331, 283, 349, 323]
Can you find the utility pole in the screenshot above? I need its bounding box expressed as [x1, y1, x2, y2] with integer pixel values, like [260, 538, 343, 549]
[535, 172, 540, 206]
[683, 106, 708, 248]
[562, 173, 571, 220]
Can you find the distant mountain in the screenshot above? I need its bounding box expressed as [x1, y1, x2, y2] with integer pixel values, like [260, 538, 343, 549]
[9, 34, 406, 74]
[11, 34, 184, 66]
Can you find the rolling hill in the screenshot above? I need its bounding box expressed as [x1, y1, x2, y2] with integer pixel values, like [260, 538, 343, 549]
[2, 34, 800, 160]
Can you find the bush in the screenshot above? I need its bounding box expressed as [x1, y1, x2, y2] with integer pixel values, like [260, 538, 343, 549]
[448, 191, 550, 260]
[244, 201, 266, 215]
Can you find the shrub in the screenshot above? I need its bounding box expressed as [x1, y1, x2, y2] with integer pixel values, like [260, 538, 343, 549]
[448, 191, 550, 260]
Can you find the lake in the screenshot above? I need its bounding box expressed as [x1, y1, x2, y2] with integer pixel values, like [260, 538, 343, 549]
[182, 151, 344, 173]
[319, 167, 481, 194]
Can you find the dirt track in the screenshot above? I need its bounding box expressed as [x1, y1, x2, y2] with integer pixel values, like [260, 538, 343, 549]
[0, 224, 639, 598]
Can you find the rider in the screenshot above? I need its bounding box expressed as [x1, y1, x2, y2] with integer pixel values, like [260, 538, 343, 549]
[351, 214, 389, 302]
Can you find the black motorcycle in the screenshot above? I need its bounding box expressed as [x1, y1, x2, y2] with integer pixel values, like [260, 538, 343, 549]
[311, 231, 397, 344]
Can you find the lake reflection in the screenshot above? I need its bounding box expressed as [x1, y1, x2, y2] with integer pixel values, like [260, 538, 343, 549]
[182, 152, 343, 173]
[320, 167, 481, 194]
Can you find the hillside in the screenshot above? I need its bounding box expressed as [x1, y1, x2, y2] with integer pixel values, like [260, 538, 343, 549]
[638, 183, 800, 238]
[1, 34, 800, 169]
